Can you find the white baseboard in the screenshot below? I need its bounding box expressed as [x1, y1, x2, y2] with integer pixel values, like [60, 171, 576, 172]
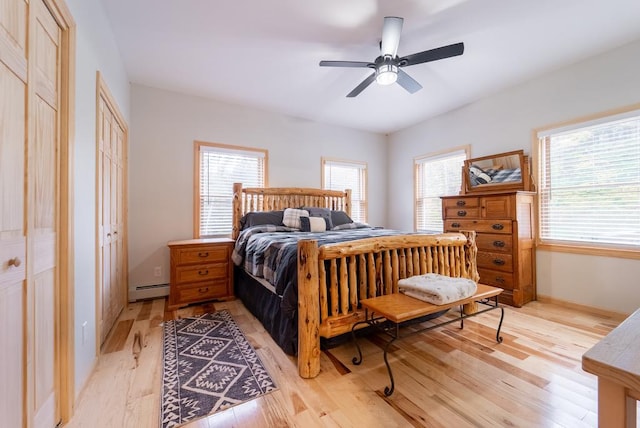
[129, 283, 169, 302]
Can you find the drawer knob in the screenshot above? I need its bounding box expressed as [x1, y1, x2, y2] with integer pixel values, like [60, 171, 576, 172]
[8, 257, 22, 268]
[198, 287, 209, 294]
[493, 259, 505, 266]
[495, 276, 505, 284]
[492, 224, 504, 230]
[451, 222, 461, 228]
[456, 200, 466, 207]
[493, 240, 505, 248]
[198, 269, 209, 275]
[457, 210, 467, 217]
[198, 252, 209, 257]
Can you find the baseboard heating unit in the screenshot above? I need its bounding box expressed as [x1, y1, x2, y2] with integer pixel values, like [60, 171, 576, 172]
[129, 283, 169, 302]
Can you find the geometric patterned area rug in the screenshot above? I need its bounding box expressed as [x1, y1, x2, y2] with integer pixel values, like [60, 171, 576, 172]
[160, 310, 277, 428]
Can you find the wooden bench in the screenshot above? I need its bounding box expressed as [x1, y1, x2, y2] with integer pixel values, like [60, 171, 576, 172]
[351, 284, 504, 396]
[582, 308, 640, 428]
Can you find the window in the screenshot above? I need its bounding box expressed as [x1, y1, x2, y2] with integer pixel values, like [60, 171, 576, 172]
[537, 108, 640, 251]
[414, 147, 468, 233]
[195, 141, 267, 237]
[322, 158, 367, 223]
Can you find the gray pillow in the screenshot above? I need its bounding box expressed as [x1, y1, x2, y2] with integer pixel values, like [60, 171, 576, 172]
[240, 210, 284, 229]
[330, 210, 353, 227]
[303, 207, 333, 230]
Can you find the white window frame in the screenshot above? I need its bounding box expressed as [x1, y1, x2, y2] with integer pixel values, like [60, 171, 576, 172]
[321, 157, 368, 223]
[535, 104, 640, 259]
[194, 141, 268, 237]
[414, 146, 469, 233]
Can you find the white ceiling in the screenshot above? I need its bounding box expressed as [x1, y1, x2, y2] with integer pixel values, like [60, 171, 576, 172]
[100, 0, 640, 134]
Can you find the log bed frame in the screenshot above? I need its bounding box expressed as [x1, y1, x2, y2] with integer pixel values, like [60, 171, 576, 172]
[231, 183, 480, 379]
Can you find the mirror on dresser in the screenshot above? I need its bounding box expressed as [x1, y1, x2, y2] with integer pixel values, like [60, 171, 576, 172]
[461, 150, 533, 194]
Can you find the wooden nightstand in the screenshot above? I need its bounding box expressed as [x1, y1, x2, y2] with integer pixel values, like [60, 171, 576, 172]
[167, 238, 234, 310]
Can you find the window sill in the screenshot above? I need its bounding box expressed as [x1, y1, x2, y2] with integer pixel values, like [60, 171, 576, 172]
[536, 242, 640, 260]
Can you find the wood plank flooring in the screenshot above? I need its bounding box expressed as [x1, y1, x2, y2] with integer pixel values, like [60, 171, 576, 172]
[66, 298, 639, 427]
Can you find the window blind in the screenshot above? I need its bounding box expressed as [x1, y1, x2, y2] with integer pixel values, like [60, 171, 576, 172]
[415, 149, 466, 233]
[198, 145, 265, 236]
[322, 159, 367, 223]
[538, 111, 640, 247]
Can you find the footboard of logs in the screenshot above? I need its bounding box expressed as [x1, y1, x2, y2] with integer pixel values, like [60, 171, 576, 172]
[297, 231, 479, 378]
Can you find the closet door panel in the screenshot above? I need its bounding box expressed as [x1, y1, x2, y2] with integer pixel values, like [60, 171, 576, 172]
[31, 0, 59, 424]
[0, 25, 26, 427]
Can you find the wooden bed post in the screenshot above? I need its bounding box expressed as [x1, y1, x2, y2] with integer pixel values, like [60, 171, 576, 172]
[461, 230, 480, 314]
[298, 239, 321, 378]
[232, 183, 243, 240]
[344, 189, 352, 217]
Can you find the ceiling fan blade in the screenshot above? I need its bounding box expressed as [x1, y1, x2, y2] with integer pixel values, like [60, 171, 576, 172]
[380, 16, 403, 57]
[400, 42, 464, 67]
[319, 60, 371, 68]
[396, 69, 423, 94]
[346, 73, 376, 98]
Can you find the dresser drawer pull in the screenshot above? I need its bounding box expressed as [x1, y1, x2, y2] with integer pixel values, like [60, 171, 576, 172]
[492, 224, 504, 230]
[493, 240, 506, 248]
[492, 259, 506, 266]
[451, 222, 461, 228]
[456, 200, 466, 207]
[457, 210, 467, 217]
[198, 252, 209, 257]
[495, 276, 505, 284]
[198, 287, 209, 294]
[198, 269, 209, 275]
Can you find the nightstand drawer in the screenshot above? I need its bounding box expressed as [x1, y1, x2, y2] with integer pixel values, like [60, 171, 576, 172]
[175, 263, 228, 284]
[175, 280, 228, 304]
[176, 245, 229, 264]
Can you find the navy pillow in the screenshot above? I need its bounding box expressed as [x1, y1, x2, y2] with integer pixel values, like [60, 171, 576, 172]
[240, 210, 284, 229]
[330, 210, 353, 227]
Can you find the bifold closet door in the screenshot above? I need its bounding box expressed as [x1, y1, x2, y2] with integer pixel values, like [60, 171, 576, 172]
[0, 1, 28, 426]
[98, 93, 126, 344]
[0, 0, 61, 425]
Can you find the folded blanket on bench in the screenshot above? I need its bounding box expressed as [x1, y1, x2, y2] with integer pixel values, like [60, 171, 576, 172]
[398, 273, 478, 305]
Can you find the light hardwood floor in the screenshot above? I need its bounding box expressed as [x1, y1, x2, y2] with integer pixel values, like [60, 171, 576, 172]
[66, 297, 639, 427]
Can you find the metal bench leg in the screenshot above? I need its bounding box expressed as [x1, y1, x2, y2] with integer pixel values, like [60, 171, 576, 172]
[383, 335, 398, 396]
[496, 301, 505, 344]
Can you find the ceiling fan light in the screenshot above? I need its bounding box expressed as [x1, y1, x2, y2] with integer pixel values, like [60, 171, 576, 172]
[376, 64, 398, 85]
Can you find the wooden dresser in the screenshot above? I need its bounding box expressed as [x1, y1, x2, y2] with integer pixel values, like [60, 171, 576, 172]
[441, 191, 536, 307]
[167, 238, 234, 310]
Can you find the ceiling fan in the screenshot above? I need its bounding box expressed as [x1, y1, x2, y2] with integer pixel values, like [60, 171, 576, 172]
[319, 16, 464, 98]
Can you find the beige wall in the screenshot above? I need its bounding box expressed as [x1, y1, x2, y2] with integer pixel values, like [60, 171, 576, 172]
[387, 39, 640, 314]
[128, 84, 387, 290]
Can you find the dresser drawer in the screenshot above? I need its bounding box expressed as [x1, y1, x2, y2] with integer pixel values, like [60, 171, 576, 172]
[175, 280, 229, 304]
[445, 219, 512, 234]
[476, 233, 512, 253]
[477, 251, 513, 272]
[443, 197, 479, 209]
[176, 245, 229, 264]
[478, 269, 514, 290]
[175, 263, 228, 285]
[444, 207, 480, 219]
